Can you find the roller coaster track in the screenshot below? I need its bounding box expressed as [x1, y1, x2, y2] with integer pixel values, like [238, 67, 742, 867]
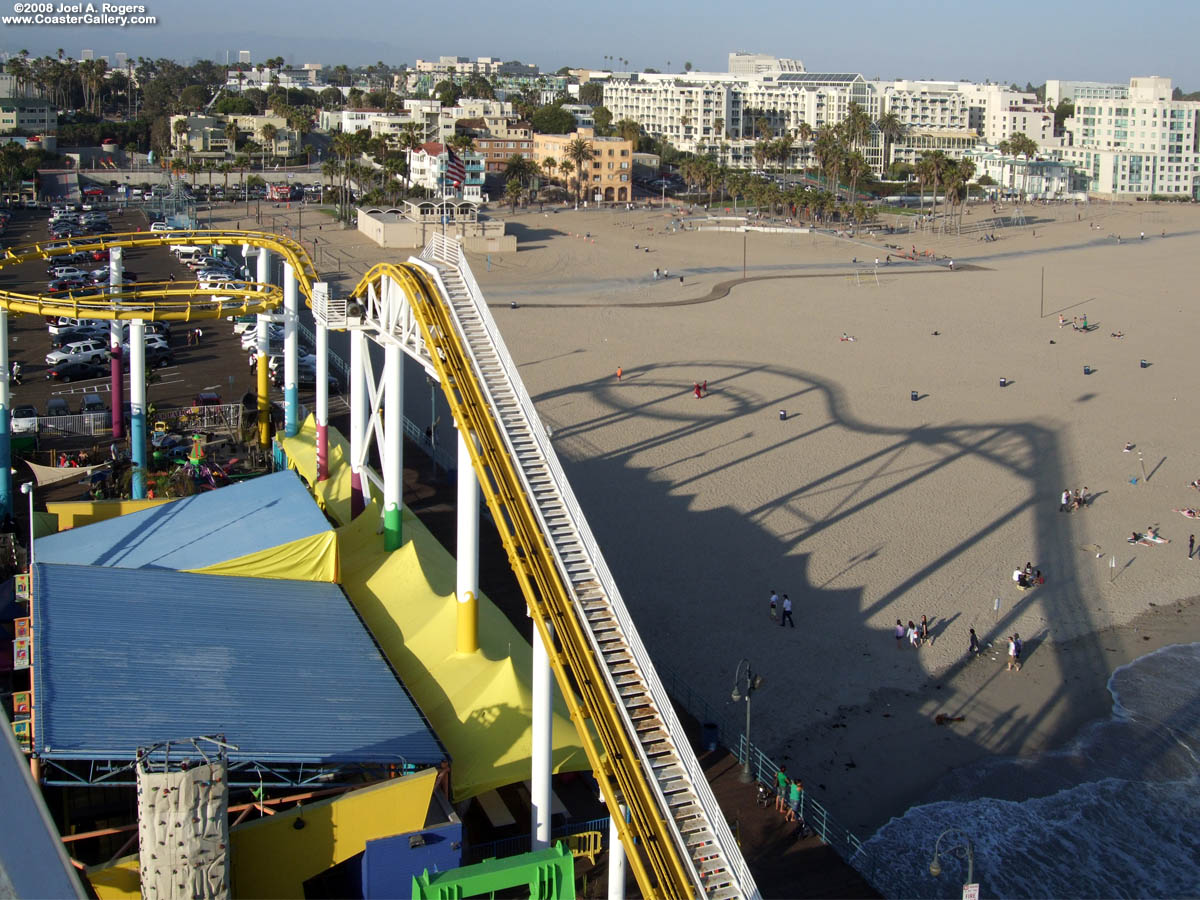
[0, 226, 757, 896]
[0, 229, 317, 320]
[344, 239, 758, 899]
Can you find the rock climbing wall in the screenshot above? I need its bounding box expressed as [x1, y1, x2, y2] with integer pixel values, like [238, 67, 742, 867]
[136, 762, 229, 900]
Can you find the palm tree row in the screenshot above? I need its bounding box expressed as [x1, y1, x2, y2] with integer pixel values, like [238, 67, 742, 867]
[914, 151, 977, 231]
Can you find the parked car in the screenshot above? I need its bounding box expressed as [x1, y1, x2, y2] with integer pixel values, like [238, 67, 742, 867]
[50, 324, 111, 348]
[46, 339, 109, 367]
[47, 265, 88, 280]
[10, 404, 38, 434]
[193, 391, 221, 406]
[45, 397, 70, 416]
[46, 359, 107, 382]
[47, 316, 102, 335]
[79, 393, 108, 414]
[241, 325, 283, 350]
[47, 277, 87, 294]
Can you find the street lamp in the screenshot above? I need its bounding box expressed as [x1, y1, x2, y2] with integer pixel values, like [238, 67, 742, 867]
[20, 481, 33, 569]
[928, 827, 975, 896]
[730, 658, 764, 782]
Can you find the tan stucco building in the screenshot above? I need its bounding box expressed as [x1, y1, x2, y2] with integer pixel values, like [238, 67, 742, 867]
[533, 128, 633, 202]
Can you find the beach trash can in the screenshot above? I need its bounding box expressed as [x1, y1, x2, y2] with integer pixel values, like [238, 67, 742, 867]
[702, 722, 719, 752]
[1140, 359, 1148, 368]
[999, 377, 1007, 387]
[1083, 365, 1091, 375]
[779, 409, 786, 420]
[911, 391, 919, 402]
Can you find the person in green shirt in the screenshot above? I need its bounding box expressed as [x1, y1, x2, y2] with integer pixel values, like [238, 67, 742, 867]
[775, 766, 789, 814]
[786, 778, 802, 824]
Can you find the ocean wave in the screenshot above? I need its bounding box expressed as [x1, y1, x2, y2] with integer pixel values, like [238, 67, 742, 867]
[862, 643, 1200, 898]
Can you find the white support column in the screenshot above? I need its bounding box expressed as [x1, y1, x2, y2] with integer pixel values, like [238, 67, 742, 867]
[383, 342, 403, 550]
[531, 621, 553, 850]
[456, 427, 479, 652]
[607, 804, 627, 900]
[315, 319, 329, 481]
[129, 318, 147, 499]
[348, 330, 365, 518]
[283, 262, 299, 436]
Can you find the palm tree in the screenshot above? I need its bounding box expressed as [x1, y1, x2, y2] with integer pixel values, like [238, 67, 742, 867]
[541, 157, 558, 188]
[843, 102, 872, 153]
[813, 127, 844, 198]
[259, 123, 278, 168]
[504, 154, 537, 192]
[843, 150, 868, 203]
[1007, 132, 1039, 201]
[563, 135, 594, 208]
[172, 118, 190, 159]
[218, 162, 233, 195]
[949, 158, 976, 229]
[876, 112, 903, 176]
[396, 122, 423, 194]
[224, 120, 240, 159]
[505, 177, 524, 211]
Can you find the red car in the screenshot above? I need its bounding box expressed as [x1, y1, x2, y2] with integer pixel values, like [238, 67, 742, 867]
[90, 248, 109, 262]
[47, 277, 86, 294]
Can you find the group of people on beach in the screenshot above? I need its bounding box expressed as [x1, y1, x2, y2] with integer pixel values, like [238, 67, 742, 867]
[894, 616, 930, 648]
[1059, 487, 1090, 512]
[1057, 314, 1090, 331]
[1013, 562, 1045, 590]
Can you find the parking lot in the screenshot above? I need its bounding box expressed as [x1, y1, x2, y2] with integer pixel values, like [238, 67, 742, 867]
[1, 206, 334, 443]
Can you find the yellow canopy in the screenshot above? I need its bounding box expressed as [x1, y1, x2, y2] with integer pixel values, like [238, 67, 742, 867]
[281, 417, 593, 800]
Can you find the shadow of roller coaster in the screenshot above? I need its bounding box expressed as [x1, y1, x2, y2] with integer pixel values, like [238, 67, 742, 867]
[348, 260, 756, 899]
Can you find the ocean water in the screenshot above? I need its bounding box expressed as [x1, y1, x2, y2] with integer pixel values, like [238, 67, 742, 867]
[862, 643, 1200, 899]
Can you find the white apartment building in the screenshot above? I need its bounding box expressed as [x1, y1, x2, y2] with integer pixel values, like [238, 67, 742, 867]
[1060, 76, 1200, 198]
[415, 56, 502, 77]
[319, 98, 515, 145]
[560, 104, 595, 129]
[171, 112, 300, 159]
[874, 80, 973, 132]
[1044, 80, 1125, 109]
[962, 84, 1053, 145]
[601, 70, 881, 170]
[963, 148, 1079, 199]
[728, 53, 805, 75]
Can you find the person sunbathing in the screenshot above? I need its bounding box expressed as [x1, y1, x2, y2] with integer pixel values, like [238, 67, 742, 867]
[1173, 508, 1200, 519]
[1111, 331, 1125, 338]
[1188, 480, 1200, 491]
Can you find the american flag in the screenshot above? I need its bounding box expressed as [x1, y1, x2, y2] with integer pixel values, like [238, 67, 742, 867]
[445, 148, 466, 187]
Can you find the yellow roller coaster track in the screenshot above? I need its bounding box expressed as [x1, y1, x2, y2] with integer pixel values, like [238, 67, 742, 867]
[0, 229, 318, 321]
[357, 262, 696, 899]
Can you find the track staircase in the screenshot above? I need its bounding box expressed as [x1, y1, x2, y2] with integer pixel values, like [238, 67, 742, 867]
[410, 235, 758, 900]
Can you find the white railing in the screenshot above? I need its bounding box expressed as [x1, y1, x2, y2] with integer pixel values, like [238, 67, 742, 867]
[418, 236, 758, 898]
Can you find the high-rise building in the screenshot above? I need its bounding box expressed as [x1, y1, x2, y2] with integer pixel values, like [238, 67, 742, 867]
[81, 49, 94, 60]
[238, 50, 251, 65]
[114, 52, 127, 69]
[1060, 76, 1200, 198]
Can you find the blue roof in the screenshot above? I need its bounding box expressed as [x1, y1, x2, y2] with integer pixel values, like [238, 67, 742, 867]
[31, 564, 446, 766]
[34, 471, 330, 571]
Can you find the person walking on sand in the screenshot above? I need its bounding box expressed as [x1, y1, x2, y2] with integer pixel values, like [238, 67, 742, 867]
[968, 628, 980, 655]
[693, 382, 703, 399]
[908, 620, 920, 648]
[919, 615, 930, 642]
[616, 366, 622, 382]
[1007, 634, 1022, 671]
[1190, 534, 1195, 559]
[780, 595, 794, 627]
[895, 619, 906, 648]
[770, 590, 779, 621]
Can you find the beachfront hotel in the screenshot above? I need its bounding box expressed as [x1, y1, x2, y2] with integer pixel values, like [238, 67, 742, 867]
[1059, 76, 1200, 198]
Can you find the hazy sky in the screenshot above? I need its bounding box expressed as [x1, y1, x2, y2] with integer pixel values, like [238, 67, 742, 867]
[6, 0, 1198, 89]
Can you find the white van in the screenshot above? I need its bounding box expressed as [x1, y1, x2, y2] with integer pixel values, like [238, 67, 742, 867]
[173, 247, 204, 264]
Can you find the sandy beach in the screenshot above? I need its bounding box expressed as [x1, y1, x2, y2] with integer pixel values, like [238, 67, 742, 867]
[461, 198, 1200, 837]
[215, 196, 1200, 847]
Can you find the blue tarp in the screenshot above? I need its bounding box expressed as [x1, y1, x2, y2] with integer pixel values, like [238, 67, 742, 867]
[34, 471, 331, 572]
[32, 563, 446, 766]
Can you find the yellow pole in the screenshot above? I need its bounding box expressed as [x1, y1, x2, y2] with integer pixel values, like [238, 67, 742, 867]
[257, 351, 270, 448]
[456, 590, 478, 654]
